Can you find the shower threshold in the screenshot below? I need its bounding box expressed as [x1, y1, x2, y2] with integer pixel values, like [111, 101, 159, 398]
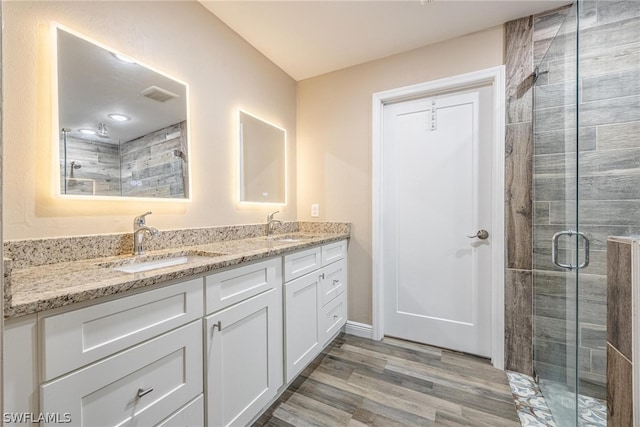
[506, 371, 606, 427]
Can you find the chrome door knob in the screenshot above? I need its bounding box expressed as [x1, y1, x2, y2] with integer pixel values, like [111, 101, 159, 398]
[467, 229, 489, 240]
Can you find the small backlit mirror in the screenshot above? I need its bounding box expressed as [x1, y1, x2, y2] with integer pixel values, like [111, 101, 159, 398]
[238, 110, 286, 204]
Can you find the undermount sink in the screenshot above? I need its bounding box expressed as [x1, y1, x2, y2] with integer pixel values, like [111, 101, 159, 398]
[100, 251, 224, 274]
[265, 234, 310, 243]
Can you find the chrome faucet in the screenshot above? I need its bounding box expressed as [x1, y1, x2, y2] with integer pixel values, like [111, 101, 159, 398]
[133, 211, 159, 255]
[266, 210, 283, 237]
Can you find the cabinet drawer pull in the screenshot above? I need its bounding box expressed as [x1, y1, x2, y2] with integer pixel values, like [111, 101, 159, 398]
[333, 279, 339, 285]
[319, 273, 325, 280]
[137, 387, 154, 398]
[213, 320, 222, 331]
[333, 315, 339, 320]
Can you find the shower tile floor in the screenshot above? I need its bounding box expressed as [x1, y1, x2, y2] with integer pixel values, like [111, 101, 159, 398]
[507, 371, 607, 427]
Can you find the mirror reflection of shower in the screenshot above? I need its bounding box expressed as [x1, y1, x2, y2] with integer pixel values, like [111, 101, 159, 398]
[68, 161, 82, 187]
[58, 121, 188, 197]
[69, 161, 81, 177]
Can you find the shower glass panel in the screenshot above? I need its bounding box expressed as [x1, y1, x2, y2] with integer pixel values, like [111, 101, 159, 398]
[534, 0, 640, 424]
[533, 3, 579, 426]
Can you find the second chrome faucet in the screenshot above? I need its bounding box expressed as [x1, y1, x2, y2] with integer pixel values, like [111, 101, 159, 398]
[267, 211, 283, 237]
[133, 211, 159, 255]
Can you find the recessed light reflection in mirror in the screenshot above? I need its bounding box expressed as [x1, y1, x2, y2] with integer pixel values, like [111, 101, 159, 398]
[108, 113, 130, 122]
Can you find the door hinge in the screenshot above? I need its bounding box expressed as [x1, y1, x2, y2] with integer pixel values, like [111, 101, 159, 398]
[430, 99, 437, 131]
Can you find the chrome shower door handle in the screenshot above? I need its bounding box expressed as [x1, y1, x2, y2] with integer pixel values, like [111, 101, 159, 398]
[467, 229, 489, 240]
[552, 230, 590, 270]
[576, 231, 590, 269]
[552, 230, 574, 269]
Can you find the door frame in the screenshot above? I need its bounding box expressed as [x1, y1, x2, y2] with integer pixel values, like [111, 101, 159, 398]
[372, 66, 506, 369]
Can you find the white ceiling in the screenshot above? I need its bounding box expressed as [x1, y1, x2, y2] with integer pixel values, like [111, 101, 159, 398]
[200, 0, 569, 81]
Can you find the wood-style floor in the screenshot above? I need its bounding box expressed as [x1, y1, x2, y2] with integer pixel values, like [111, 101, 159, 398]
[254, 334, 520, 427]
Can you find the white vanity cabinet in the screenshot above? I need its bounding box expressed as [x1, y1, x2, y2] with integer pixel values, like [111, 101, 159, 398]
[5, 278, 205, 427]
[204, 258, 283, 427]
[4, 238, 348, 427]
[284, 240, 347, 383]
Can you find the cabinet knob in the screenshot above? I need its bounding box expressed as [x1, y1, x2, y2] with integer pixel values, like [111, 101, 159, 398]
[333, 315, 339, 320]
[319, 273, 325, 280]
[213, 320, 222, 331]
[137, 387, 154, 398]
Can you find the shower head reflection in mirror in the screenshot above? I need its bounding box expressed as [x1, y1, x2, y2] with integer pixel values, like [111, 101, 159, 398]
[52, 23, 192, 201]
[238, 110, 287, 205]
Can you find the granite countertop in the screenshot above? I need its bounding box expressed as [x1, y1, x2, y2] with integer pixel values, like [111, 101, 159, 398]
[5, 231, 349, 319]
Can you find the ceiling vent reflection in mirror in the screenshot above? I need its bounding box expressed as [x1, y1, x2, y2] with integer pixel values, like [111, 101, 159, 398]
[139, 86, 181, 103]
[52, 23, 192, 201]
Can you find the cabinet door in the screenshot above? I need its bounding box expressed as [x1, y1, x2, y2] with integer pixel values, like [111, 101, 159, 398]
[206, 287, 283, 427]
[284, 273, 321, 383]
[41, 321, 203, 427]
[4, 315, 39, 427]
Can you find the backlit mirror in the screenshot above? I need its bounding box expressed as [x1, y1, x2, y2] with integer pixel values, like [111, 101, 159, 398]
[239, 111, 286, 204]
[55, 26, 190, 199]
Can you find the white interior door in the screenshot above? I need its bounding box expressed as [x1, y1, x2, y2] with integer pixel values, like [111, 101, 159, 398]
[382, 86, 493, 357]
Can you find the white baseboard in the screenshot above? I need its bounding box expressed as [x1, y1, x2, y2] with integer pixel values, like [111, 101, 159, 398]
[345, 321, 374, 339]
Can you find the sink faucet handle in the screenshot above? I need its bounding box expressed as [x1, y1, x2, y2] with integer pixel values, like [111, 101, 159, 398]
[267, 210, 280, 222]
[134, 211, 153, 227]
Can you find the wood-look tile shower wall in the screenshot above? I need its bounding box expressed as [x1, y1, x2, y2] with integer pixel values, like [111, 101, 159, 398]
[504, 15, 535, 376]
[120, 121, 188, 198]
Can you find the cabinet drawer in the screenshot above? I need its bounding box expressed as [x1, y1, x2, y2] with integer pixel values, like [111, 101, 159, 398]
[284, 246, 322, 282]
[320, 259, 346, 307]
[156, 394, 204, 427]
[320, 291, 347, 345]
[41, 321, 203, 427]
[41, 278, 203, 381]
[321, 240, 347, 266]
[205, 258, 280, 314]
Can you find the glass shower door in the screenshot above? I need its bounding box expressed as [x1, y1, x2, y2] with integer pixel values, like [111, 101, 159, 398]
[533, 0, 640, 424]
[532, 3, 580, 426]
